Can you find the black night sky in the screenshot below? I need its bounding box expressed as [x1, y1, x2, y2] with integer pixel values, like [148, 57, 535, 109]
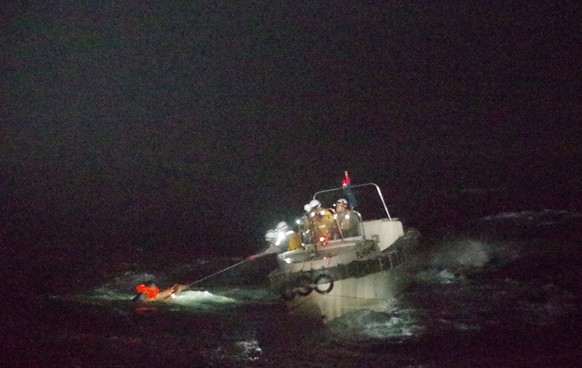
[2, 1, 580, 256]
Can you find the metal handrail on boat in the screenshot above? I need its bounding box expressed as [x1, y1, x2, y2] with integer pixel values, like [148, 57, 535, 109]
[313, 183, 392, 221]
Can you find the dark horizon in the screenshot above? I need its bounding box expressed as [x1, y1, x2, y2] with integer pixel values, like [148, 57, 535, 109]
[2, 1, 580, 255]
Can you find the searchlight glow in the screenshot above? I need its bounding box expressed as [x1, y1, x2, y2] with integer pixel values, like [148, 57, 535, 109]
[275, 231, 286, 246]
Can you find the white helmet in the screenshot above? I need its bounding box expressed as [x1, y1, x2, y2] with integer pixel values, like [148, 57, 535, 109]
[309, 199, 321, 209]
[276, 221, 289, 232]
[264, 230, 277, 241]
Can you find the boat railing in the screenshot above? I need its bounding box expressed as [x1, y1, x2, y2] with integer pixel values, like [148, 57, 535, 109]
[313, 183, 392, 221]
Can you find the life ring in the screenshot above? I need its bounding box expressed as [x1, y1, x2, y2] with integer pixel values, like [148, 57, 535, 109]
[314, 274, 334, 294]
[296, 275, 314, 297]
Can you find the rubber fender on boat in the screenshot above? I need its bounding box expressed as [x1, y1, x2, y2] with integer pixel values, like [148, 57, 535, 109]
[296, 275, 314, 296]
[314, 274, 334, 295]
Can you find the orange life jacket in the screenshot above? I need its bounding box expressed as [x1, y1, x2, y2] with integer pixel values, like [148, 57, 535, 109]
[135, 284, 160, 300]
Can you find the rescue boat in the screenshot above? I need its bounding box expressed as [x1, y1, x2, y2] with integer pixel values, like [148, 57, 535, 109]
[268, 182, 421, 322]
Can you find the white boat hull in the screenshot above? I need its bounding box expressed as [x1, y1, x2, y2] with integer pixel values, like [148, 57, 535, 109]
[269, 226, 420, 322]
[285, 266, 412, 322]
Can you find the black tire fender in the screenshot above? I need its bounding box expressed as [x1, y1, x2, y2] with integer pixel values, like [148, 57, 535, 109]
[314, 274, 334, 294]
[296, 275, 314, 296]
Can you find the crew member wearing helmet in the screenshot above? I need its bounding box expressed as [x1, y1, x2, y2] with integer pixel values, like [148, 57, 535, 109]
[247, 226, 286, 261]
[286, 229, 302, 251]
[308, 199, 335, 242]
[275, 221, 302, 251]
[332, 198, 354, 239]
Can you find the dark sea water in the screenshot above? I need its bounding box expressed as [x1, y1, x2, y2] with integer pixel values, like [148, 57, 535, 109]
[3, 206, 582, 368]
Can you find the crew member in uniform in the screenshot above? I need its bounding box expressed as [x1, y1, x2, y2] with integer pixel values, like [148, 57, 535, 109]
[332, 198, 355, 239]
[308, 199, 335, 242]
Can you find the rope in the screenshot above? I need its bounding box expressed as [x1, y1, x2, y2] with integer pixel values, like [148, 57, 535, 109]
[186, 259, 247, 288]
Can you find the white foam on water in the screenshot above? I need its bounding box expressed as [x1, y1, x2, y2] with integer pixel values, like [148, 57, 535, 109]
[169, 290, 237, 305]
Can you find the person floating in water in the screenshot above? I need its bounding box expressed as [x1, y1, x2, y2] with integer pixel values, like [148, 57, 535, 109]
[133, 281, 187, 302]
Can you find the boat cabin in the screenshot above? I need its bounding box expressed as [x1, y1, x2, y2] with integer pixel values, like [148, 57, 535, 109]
[276, 183, 405, 269]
